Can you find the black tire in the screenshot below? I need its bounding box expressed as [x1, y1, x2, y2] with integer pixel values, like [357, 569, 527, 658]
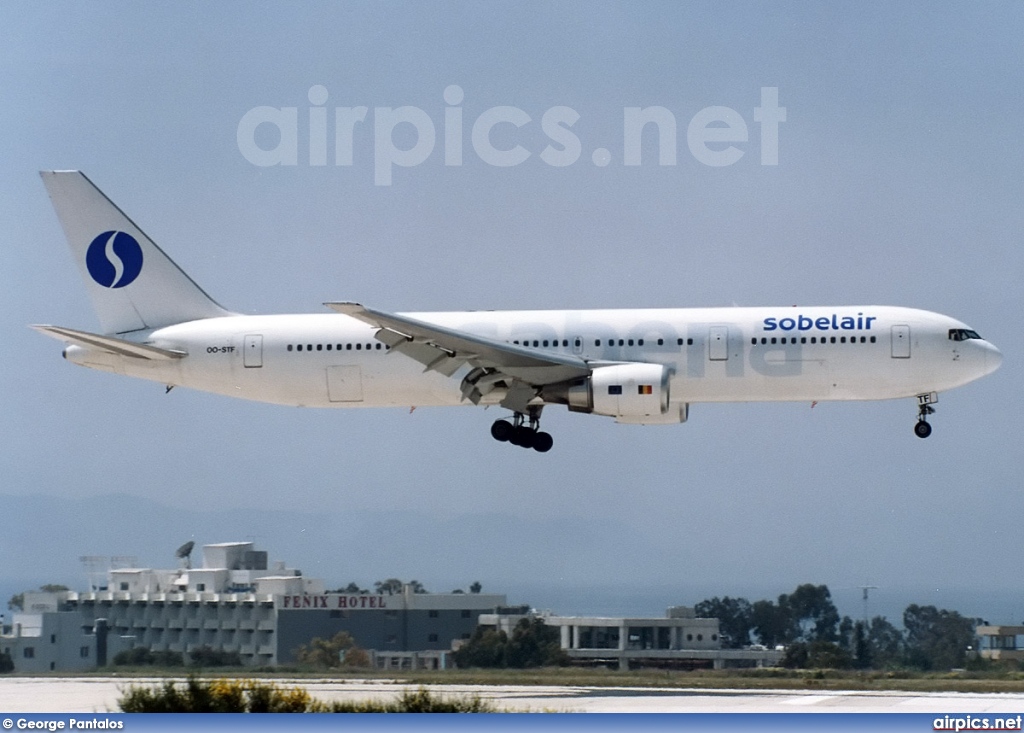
[533, 432, 554, 453]
[491, 419, 513, 442]
[515, 427, 536, 449]
[914, 420, 932, 439]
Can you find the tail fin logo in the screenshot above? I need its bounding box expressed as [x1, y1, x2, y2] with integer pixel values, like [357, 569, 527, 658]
[86, 231, 144, 288]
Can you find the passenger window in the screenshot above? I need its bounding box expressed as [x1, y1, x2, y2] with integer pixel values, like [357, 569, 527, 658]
[287, 345, 293, 352]
[657, 338, 664, 346]
[326, 344, 332, 351]
[627, 339, 634, 346]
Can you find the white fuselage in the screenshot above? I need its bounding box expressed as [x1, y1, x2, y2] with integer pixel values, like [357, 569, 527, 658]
[65, 305, 1002, 414]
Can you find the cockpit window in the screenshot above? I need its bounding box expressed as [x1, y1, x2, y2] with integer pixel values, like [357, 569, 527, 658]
[948, 329, 982, 341]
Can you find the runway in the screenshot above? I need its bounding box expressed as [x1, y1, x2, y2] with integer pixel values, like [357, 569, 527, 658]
[2, 677, 1024, 714]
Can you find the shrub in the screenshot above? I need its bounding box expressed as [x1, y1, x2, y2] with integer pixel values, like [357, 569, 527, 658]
[119, 677, 315, 712]
[118, 678, 496, 713]
[112, 647, 184, 667]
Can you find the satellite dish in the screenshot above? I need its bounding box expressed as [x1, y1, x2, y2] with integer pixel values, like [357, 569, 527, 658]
[175, 541, 195, 569]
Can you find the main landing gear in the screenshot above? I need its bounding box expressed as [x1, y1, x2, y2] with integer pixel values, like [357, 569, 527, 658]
[491, 409, 553, 453]
[914, 392, 937, 439]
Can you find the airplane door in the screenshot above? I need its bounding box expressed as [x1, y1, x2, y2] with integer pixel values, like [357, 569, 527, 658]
[327, 365, 363, 402]
[709, 326, 728, 361]
[891, 325, 911, 358]
[572, 336, 584, 355]
[243, 334, 263, 368]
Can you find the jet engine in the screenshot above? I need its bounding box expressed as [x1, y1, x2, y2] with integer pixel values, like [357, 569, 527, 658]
[545, 362, 674, 420]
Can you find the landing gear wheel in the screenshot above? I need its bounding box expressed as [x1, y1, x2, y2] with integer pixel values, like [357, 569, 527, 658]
[514, 426, 536, 449]
[490, 419, 513, 442]
[533, 431, 554, 453]
[491, 408, 554, 452]
[914, 420, 932, 439]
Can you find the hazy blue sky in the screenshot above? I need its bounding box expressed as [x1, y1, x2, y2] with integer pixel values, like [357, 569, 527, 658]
[2, 2, 1022, 620]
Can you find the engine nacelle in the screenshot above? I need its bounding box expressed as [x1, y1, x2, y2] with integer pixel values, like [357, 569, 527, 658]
[566, 363, 671, 419]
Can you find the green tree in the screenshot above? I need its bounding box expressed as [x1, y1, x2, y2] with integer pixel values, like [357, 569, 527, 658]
[750, 599, 797, 647]
[189, 646, 243, 667]
[505, 618, 569, 668]
[294, 631, 370, 669]
[453, 618, 567, 669]
[469, 581, 482, 594]
[903, 604, 976, 671]
[374, 578, 404, 595]
[867, 616, 904, 669]
[782, 584, 840, 643]
[695, 596, 752, 648]
[782, 640, 853, 669]
[453, 627, 507, 668]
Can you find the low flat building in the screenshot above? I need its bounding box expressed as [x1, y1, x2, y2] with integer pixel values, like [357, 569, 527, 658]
[479, 606, 782, 670]
[976, 625, 1024, 662]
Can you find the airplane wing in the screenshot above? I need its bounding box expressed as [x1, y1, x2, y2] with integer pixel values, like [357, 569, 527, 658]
[30, 325, 186, 361]
[325, 302, 591, 411]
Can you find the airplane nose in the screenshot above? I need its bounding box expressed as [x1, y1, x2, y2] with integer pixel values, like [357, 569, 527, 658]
[983, 340, 1003, 376]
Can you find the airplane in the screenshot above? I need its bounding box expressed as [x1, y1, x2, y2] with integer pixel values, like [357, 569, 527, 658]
[33, 170, 1002, 453]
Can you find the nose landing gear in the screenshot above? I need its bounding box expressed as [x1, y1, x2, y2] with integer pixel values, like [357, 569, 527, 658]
[491, 408, 553, 453]
[914, 392, 937, 438]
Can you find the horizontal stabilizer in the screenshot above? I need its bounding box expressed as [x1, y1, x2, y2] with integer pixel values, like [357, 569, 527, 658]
[30, 325, 185, 361]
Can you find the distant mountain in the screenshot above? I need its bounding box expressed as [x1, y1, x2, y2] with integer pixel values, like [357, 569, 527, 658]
[0, 492, 668, 599]
[4, 493, 1016, 625]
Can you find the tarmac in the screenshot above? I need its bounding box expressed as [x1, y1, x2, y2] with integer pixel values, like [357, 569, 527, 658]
[2, 677, 1024, 713]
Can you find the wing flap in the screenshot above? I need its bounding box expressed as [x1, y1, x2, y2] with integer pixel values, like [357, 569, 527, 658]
[31, 325, 185, 361]
[325, 301, 590, 385]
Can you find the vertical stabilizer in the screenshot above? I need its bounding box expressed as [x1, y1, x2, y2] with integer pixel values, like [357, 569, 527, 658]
[40, 171, 233, 334]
